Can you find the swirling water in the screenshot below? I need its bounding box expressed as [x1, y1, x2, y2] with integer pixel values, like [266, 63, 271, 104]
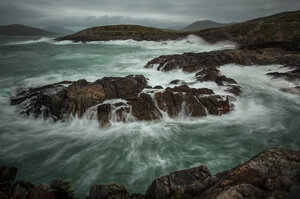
[0, 35, 299, 198]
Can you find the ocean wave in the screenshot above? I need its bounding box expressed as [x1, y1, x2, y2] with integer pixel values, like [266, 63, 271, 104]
[5, 37, 54, 45]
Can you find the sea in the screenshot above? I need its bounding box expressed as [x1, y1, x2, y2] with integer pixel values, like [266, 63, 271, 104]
[0, 35, 299, 198]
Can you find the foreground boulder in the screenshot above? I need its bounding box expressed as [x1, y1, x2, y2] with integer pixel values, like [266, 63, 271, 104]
[145, 148, 300, 199]
[11, 74, 235, 127]
[0, 167, 74, 199]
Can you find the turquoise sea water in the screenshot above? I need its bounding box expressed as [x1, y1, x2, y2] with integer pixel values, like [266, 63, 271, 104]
[0, 35, 299, 198]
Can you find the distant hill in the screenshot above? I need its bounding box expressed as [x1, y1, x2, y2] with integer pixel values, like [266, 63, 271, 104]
[0, 24, 58, 36]
[56, 25, 187, 42]
[183, 20, 229, 31]
[196, 10, 300, 44]
[43, 26, 74, 35]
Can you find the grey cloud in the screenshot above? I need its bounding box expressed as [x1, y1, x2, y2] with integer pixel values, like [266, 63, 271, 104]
[0, 0, 299, 31]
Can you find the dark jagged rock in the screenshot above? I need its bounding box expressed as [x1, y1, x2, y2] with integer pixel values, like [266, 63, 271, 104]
[11, 74, 235, 127]
[154, 86, 230, 117]
[267, 68, 300, 82]
[144, 48, 299, 72]
[145, 148, 300, 199]
[145, 165, 212, 199]
[50, 180, 75, 199]
[144, 46, 300, 96]
[12, 180, 35, 199]
[0, 165, 17, 197]
[89, 183, 130, 199]
[27, 184, 56, 199]
[11, 75, 148, 123]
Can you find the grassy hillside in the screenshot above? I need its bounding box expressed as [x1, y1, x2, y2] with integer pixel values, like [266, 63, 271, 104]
[57, 25, 187, 42]
[0, 24, 59, 36]
[75, 25, 185, 34]
[196, 10, 300, 44]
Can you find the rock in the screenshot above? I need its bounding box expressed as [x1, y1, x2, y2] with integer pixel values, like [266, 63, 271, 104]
[89, 183, 130, 199]
[12, 180, 35, 199]
[144, 46, 300, 96]
[27, 184, 56, 199]
[154, 86, 230, 117]
[153, 85, 163, 89]
[0, 148, 299, 199]
[145, 165, 212, 199]
[129, 93, 162, 121]
[144, 48, 299, 73]
[0, 165, 17, 183]
[11, 74, 234, 127]
[145, 148, 300, 199]
[97, 104, 112, 127]
[0, 165, 17, 196]
[50, 180, 75, 199]
[268, 68, 300, 83]
[130, 193, 145, 199]
[11, 75, 148, 121]
[169, 80, 181, 85]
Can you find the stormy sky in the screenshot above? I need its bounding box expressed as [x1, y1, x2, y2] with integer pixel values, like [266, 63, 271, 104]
[0, 0, 299, 30]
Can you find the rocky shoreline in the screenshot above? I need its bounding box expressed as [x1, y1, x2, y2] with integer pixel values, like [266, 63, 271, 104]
[5, 9, 300, 199]
[10, 40, 300, 126]
[1, 148, 299, 199]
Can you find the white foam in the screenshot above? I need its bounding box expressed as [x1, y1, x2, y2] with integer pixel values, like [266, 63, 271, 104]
[6, 37, 54, 45]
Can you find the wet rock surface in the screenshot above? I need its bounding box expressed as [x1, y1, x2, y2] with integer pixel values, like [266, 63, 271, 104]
[144, 148, 300, 199]
[11, 71, 236, 127]
[144, 46, 299, 73]
[145, 44, 300, 95]
[1, 148, 299, 199]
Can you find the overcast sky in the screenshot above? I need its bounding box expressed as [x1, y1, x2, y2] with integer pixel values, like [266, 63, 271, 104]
[0, 0, 299, 31]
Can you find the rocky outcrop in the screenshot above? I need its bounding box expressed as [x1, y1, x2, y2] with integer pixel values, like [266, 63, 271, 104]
[144, 46, 299, 73]
[1, 148, 299, 199]
[145, 44, 300, 95]
[11, 73, 236, 127]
